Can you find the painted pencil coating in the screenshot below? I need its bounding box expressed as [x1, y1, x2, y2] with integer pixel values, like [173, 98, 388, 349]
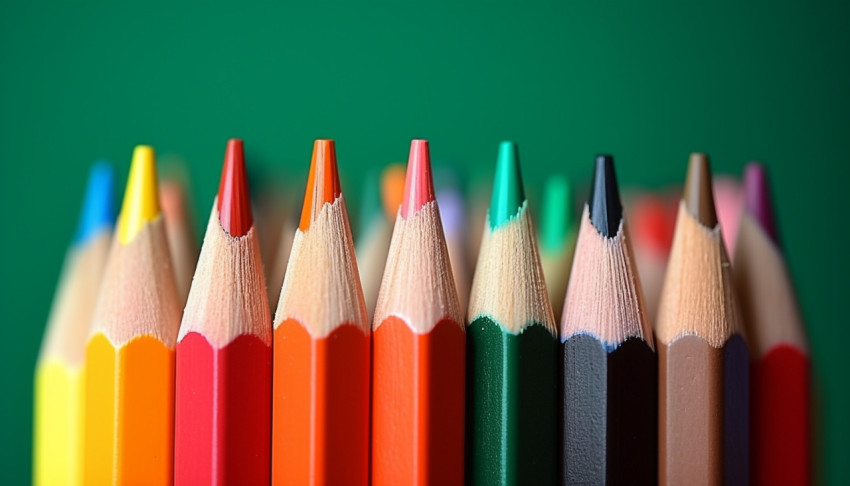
[273, 140, 370, 486]
[656, 154, 749, 486]
[34, 162, 114, 486]
[175, 140, 271, 484]
[466, 143, 557, 485]
[83, 146, 182, 486]
[735, 162, 809, 485]
[372, 140, 464, 486]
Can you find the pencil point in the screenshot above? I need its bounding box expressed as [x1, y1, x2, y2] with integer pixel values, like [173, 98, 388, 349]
[489, 141, 525, 229]
[117, 145, 161, 244]
[401, 139, 436, 218]
[587, 154, 623, 237]
[75, 160, 116, 244]
[541, 175, 574, 251]
[683, 152, 718, 228]
[743, 162, 778, 244]
[299, 139, 341, 231]
[218, 139, 252, 237]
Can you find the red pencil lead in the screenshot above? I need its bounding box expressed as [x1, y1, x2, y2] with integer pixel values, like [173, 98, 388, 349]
[299, 139, 342, 231]
[401, 139, 436, 218]
[217, 139, 252, 237]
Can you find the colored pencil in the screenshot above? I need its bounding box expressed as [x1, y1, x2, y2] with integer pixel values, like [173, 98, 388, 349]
[272, 139, 370, 485]
[656, 153, 749, 486]
[265, 207, 297, 309]
[371, 139, 465, 486]
[435, 168, 472, 312]
[734, 163, 810, 485]
[34, 162, 115, 486]
[539, 174, 577, 320]
[173, 139, 272, 485]
[713, 175, 743, 256]
[629, 193, 676, 322]
[561, 155, 657, 485]
[355, 168, 393, 319]
[83, 145, 182, 485]
[466, 141, 557, 485]
[160, 175, 199, 305]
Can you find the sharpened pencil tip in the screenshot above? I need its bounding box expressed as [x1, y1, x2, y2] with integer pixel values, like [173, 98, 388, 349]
[117, 145, 160, 245]
[300, 139, 341, 231]
[401, 139, 436, 218]
[75, 160, 116, 245]
[489, 141, 525, 229]
[218, 139, 252, 237]
[683, 153, 718, 228]
[743, 162, 778, 244]
[587, 154, 623, 237]
[541, 175, 574, 252]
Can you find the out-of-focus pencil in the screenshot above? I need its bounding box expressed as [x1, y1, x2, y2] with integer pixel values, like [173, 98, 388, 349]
[371, 140, 465, 486]
[83, 146, 182, 485]
[355, 168, 394, 319]
[561, 155, 657, 485]
[466, 141, 557, 485]
[629, 193, 676, 322]
[34, 162, 115, 486]
[436, 167, 472, 312]
[173, 139, 272, 485]
[159, 174, 199, 305]
[656, 153, 749, 486]
[539, 174, 577, 320]
[272, 139, 370, 485]
[734, 162, 809, 485]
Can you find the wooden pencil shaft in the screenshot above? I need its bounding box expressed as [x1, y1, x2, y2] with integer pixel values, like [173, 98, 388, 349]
[466, 317, 557, 486]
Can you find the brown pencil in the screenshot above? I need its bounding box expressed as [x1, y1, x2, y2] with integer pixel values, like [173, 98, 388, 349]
[656, 153, 749, 486]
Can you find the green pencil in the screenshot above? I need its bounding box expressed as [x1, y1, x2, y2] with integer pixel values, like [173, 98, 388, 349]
[539, 174, 577, 321]
[466, 141, 558, 485]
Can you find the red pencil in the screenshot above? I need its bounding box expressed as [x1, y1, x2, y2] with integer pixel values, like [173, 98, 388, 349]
[173, 139, 272, 485]
[734, 163, 809, 485]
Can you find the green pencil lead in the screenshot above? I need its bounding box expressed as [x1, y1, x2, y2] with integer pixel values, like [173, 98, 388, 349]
[489, 141, 525, 229]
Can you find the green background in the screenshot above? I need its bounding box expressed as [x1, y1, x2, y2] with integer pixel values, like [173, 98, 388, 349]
[1, 1, 847, 483]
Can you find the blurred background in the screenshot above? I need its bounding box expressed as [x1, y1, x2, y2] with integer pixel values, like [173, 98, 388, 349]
[1, 1, 848, 483]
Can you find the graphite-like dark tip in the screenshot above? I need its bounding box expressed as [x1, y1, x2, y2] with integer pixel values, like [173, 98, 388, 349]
[683, 153, 718, 228]
[587, 154, 623, 237]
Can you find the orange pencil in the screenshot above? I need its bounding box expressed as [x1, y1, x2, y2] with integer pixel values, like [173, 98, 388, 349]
[272, 139, 370, 485]
[371, 140, 465, 486]
[83, 146, 182, 485]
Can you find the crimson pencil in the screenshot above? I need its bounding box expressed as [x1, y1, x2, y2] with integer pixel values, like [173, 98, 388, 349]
[174, 139, 272, 485]
[734, 163, 809, 485]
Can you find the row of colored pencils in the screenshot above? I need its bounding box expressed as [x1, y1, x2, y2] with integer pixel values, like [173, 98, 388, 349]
[34, 139, 809, 485]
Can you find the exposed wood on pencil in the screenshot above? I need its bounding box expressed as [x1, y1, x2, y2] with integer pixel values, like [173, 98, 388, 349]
[273, 139, 370, 486]
[734, 162, 809, 485]
[174, 139, 272, 485]
[656, 153, 749, 486]
[372, 139, 465, 486]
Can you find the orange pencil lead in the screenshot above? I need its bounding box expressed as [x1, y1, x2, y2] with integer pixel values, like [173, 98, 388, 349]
[299, 139, 342, 231]
[218, 139, 252, 237]
[401, 139, 436, 218]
